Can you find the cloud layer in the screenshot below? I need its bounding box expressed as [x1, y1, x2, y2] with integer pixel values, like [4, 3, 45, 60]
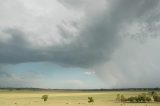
[0, 0, 160, 88]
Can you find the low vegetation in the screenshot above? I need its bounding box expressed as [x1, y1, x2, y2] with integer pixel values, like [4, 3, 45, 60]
[41, 95, 48, 101]
[116, 91, 160, 103]
[151, 91, 160, 102]
[88, 97, 94, 103]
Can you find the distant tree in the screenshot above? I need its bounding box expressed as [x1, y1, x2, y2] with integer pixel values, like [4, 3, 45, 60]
[41, 95, 48, 101]
[116, 94, 121, 102]
[120, 94, 126, 102]
[88, 97, 94, 103]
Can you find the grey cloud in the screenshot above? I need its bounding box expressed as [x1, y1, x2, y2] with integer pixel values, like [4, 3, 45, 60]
[58, 0, 86, 9]
[0, 0, 159, 67]
[0, 0, 160, 88]
[53, 0, 160, 67]
[95, 37, 160, 88]
[0, 28, 46, 64]
[0, 71, 12, 78]
[57, 0, 160, 88]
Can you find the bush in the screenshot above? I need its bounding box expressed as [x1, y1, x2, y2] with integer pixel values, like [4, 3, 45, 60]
[153, 95, 160, 102]
[145, 97, 151, 102]
[88, 97, 94, 103]
[116, 94, 121, 101]
[137, 94, 146, 102]
[115, 94, 126, 102]
[127, 96, 138, 102]
[148, 91, 160, 102]
[120, 95, 126, 102]
[41, 95, 48, 101]
[120, 93, 152, 103]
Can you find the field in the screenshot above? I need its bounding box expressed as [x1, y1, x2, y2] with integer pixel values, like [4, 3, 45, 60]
[0, 90, 160, 106]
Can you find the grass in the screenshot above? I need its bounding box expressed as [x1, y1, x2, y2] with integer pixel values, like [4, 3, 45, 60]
[0, 90, 160, 106]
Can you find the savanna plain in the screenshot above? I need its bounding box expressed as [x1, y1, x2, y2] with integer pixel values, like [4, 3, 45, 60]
[0, 90, 160, 106]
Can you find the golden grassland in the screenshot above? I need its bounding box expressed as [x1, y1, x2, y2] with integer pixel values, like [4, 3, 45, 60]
[0, 90, 160, 106]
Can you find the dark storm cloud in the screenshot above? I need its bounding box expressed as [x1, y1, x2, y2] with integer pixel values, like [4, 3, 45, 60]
[0, 0, 160, 67]
[0, 0, 160, 88]
[55, 0, 160, 88]
[0, 28, 45, 64]
[46, 0, 160, 67]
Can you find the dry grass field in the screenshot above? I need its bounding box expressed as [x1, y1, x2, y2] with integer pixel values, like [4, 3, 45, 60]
[0, 90, 160, 106]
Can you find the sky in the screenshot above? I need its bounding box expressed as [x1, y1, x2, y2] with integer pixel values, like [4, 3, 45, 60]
[0, 0, 160, 89]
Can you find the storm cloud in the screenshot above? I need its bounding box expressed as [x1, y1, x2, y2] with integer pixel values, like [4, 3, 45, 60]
[0, 0, 160, 88]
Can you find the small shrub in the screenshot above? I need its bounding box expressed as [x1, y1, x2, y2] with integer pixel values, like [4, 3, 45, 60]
[127, 96, 137, 102]
[145, 97, 151, 102]
[116, 94, 121, 101]
[120, 94, 126, 102]
[41, 95, 48, 101]
[88, 97, 94, 103]
[153, 95, 160, 102]
[137, 94, 146, 102]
